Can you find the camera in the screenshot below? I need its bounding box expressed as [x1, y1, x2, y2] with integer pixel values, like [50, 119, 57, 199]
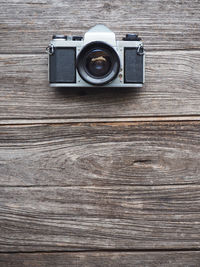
[46, 25, 145, 87]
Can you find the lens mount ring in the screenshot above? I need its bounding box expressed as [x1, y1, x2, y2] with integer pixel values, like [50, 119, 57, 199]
[77, 41, 120, 86]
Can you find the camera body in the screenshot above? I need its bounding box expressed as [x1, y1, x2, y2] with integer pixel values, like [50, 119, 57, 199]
[47, 25, 145, 87]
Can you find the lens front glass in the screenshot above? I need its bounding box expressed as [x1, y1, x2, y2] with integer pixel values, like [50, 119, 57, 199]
[85, 49, 112, 78]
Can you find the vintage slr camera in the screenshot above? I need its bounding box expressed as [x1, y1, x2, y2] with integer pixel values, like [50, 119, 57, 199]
[47, 25, 145, 87]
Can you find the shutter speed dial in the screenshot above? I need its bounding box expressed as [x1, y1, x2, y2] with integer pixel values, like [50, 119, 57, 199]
[123, 34, 141, 41]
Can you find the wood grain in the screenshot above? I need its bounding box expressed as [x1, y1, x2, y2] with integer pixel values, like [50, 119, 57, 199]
[0, 185, 200, 251]
[1, 0, 200, 261]
[0, 51, 200, 120]
[0, 0, 200, 53]
[0, 121, 199, 186]
[0, 251, 200, 267]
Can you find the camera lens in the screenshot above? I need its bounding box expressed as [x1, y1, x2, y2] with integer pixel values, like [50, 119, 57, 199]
[77, 42, 120, 86]
[85, 49, 112, 77]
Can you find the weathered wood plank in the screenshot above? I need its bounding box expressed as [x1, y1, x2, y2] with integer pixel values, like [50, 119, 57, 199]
[0, 185, 200, 251]
[0, 0, 200, 53]
[0, 121, 199, 186]
[0, 51, 200, 119]
[0, 251, 200, 267]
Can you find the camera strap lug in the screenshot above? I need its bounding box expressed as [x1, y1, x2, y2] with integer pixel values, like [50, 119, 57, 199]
[137, 44, 144, 56]
[46, 44, 55, 55]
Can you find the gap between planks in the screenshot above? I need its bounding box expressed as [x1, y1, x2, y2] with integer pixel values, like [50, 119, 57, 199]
[0, 183, 198, 188]
[0, 115, 200, 125]
[1, 248, 200, 254]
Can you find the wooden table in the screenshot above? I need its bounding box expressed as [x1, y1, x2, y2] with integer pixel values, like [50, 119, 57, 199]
[0, 0, 200, 266]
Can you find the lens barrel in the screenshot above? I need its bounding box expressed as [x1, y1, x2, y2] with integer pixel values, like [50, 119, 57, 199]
[77, 42, 120, 86]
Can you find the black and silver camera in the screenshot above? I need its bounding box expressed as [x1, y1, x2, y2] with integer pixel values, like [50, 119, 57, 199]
[47, 25, 145, 87]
